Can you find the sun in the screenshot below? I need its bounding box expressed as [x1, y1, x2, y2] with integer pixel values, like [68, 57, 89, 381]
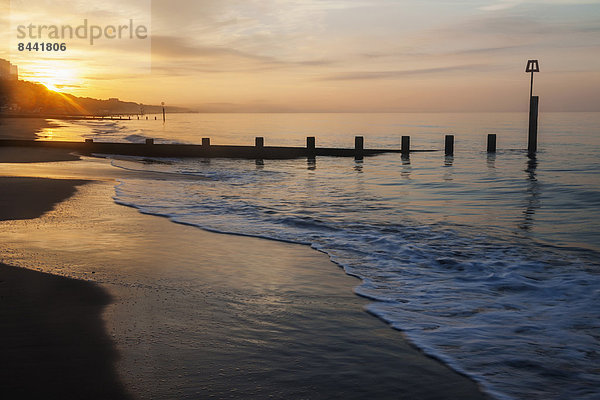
[34, 67, 81, 92]
[18, 60, 83, 93]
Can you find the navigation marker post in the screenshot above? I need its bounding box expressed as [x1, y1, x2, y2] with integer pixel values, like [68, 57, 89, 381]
[526, 60, 540, 155]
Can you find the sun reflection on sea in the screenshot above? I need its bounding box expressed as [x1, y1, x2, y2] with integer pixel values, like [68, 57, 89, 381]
[39, 129, 54, 140]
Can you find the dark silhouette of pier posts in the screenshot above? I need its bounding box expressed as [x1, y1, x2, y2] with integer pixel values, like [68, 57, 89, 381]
[355, 136, 364, 160]
[401, 136, 410, 156]
[202, 138, 210, 147]
[526, 60, 540, 155]
[161, 102, 166, 123]
[487, 134, 497, 153]
[444, 135, 454, 156]
[307, 136, 316, 159]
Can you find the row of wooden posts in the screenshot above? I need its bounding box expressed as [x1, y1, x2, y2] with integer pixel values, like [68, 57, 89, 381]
[2, 128, 534, 160]
[98, 115, 160, 120]
[140, 134, 506, 157]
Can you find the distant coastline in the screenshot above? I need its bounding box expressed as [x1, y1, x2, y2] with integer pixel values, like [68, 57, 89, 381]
[1, 59, 195, 116]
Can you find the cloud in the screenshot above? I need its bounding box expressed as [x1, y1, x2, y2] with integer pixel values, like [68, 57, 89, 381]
[480, 0, 523, 11]
[320, 64, 491, 81]
[480, 0, 600, 11]
[424, 12, 600, 47]
[448, 45, 526, 55]
[357, 44, 525, 60]
[150, 35, 336, 75]
[151, 35, 273, 62]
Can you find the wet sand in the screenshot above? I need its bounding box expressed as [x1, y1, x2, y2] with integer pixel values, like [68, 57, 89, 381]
[0, 116, 57, 140]
[0, 116, 81, 162]
[0, 146, 81, 163]
[0, 136, 489, 399]
[0, 175, 131, 399]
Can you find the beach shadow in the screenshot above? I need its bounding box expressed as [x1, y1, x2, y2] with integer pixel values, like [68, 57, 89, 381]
[0, 263, 131, 399]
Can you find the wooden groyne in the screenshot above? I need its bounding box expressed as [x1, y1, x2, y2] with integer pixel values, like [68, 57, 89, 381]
[1, 113, 139, 120]
[0, 137, 436, 160]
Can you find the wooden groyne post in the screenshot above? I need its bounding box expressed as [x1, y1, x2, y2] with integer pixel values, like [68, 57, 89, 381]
[307, 136, 316, 159]
[401, 136, 410, 156]
[528, 96, 539, 154]
[255, 137, 264, 148]
[526, 60, 540, 155]
[355, 136, 364, 160]
[445, 135, 454, 156]
[254, 137, 264, 163]
[487, 134, 496, 153]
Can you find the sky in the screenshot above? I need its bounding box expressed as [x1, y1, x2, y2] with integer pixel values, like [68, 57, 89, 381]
[1, 0, 600, 112]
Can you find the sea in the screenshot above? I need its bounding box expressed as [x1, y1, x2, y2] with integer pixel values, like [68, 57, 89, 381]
[39, 112, 600, 400]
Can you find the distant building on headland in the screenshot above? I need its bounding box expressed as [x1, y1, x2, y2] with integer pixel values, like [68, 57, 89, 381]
[0, 59, 18, 80]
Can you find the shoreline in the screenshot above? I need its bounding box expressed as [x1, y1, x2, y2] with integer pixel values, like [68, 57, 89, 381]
[0, 145, 488, 399]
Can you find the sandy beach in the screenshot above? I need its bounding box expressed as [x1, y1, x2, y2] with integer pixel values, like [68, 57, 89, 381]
[0, 121, 487, 399]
